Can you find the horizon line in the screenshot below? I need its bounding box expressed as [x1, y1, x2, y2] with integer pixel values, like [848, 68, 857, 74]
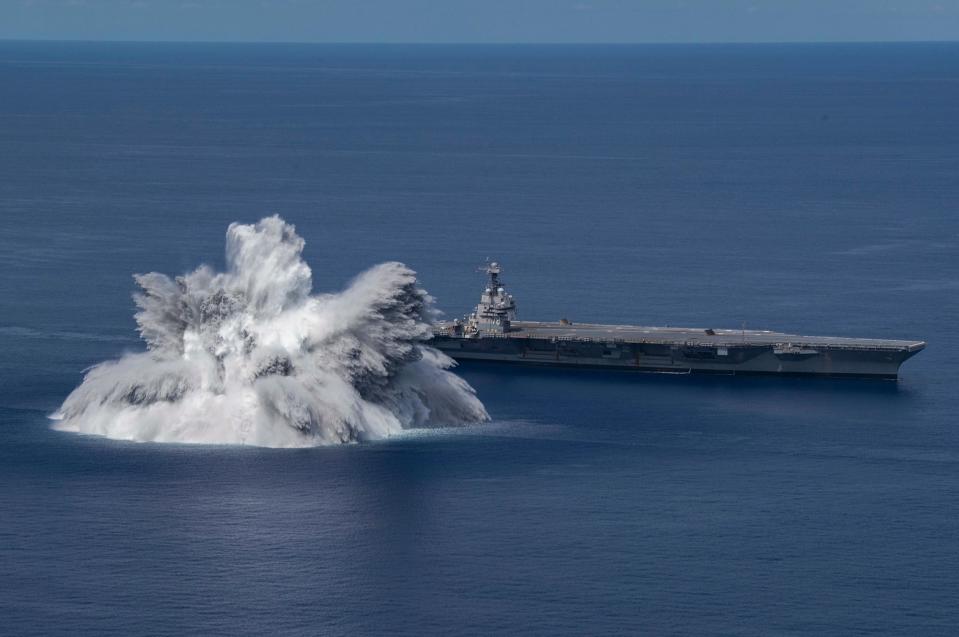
[2, 37, 959, 47]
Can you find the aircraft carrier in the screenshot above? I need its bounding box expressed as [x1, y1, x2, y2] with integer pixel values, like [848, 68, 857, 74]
[431, 263, 925, 379]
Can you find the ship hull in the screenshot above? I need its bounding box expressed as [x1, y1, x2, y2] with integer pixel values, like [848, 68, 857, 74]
[431, 321, 924, 380]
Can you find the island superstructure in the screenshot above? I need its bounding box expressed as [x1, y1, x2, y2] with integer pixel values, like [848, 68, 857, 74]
[431, 262, 925, 379]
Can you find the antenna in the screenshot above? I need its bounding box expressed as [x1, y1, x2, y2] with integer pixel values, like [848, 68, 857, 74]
[477, 260, 502, 286]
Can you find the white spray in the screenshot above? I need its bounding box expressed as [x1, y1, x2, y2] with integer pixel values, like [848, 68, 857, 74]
[53, 216, 488, 447]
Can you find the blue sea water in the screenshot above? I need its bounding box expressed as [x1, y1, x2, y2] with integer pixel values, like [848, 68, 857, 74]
[1, 41, 958, 635]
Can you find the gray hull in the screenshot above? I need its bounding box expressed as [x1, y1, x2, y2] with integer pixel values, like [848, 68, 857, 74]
[432, 321, 925, 379]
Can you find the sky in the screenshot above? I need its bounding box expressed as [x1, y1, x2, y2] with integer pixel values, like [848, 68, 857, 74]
[2, 0, 958, 43]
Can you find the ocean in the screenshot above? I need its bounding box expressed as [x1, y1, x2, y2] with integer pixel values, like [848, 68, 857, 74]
[1, 41, 957, 635]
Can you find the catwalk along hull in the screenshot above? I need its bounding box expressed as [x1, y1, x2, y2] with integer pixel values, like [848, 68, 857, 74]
[432, 321, 925, 379]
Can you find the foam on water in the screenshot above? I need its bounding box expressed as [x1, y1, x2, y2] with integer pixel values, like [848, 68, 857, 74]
[52, 216, 488, 447]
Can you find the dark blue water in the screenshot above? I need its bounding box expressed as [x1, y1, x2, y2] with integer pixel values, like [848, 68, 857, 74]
[1, 41, 958, 635]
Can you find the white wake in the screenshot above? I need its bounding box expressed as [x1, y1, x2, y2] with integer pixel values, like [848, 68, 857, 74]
[53, 216, 488, 447]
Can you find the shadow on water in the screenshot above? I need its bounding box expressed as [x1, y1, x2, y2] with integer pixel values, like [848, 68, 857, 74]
[454, 360, 923, 439]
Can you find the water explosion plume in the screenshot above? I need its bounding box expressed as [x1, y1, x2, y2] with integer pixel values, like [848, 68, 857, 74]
[54, 216, 489, 446]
